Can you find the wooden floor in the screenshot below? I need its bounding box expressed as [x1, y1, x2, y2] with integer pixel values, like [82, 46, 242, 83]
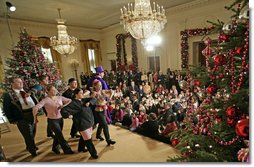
[0, 115, 180, 162]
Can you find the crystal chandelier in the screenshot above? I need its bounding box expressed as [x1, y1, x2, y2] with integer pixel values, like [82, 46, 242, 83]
[120, 0, 167, 40]
[50, 8, 78, 56]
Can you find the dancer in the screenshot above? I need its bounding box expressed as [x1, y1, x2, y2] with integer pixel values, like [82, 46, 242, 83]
[31, 75, 54, 138]
[92, 79, 116, 146]
[62, 78, 80, 138]
[33, 85, 74, 154]
[87, 66, 112, 140]
[61, 88, 98, 159]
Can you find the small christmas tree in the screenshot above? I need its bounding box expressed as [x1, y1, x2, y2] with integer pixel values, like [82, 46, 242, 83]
[3, 29, 61, 90]
[169, 0, 249, 162]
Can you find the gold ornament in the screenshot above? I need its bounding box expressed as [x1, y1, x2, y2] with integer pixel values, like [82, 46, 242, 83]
[179, 80, 188, 90]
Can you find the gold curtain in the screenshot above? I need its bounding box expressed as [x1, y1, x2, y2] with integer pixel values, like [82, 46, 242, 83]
[32, 37, 63, 79]
[80, 39, 101, 73]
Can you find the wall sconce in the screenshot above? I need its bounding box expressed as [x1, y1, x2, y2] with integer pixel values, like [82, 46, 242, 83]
[6, 1, 16, 12]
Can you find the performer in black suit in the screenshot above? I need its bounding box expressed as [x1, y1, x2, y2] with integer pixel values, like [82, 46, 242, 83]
[3, 77, 38, 156]
[62, 78, 81, 138]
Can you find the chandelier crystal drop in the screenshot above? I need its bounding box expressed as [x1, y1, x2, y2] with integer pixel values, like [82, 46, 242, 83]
[50, 8, 78, 56]
[120, 0, 167, 40]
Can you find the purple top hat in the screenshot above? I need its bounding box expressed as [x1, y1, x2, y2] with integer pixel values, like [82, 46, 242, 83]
[95, 66, 104, 74]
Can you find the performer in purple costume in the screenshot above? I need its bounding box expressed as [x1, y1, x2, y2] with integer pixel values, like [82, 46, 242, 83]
[87, 66, 114, 142]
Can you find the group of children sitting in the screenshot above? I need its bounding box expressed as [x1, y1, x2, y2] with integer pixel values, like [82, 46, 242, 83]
[106, 84, 191, 145]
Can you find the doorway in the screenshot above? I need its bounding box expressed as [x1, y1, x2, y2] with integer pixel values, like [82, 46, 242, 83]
[148, 56, 160, 72]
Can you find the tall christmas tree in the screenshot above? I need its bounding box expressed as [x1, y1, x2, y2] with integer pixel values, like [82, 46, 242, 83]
[169, 0, 249, 162]
[3, 29, 61, 91]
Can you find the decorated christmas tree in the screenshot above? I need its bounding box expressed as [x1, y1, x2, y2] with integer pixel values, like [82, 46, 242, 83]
[169, 0, 249, 162]
[2, 29, 61, 91]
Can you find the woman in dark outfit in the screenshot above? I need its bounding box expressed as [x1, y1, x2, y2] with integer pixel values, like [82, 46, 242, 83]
[62, 88, 98, 159]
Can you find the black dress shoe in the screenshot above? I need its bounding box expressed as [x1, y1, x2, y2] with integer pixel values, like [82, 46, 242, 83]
[52, 148, 60, 154]
[91, 154, 99, 159]
[78, 148, 88, 152]
[96, 136, 104, 141]
[26, 147, 39, 151]
[30, 152, 37, 157]
[71, 134, 81, 138]
[64, 150, 74, 154]
[107, 140, 116, 146]
[47, 134, 55, 138]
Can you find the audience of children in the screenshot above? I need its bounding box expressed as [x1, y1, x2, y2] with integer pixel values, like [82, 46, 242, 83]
[105, 69, 192, 145]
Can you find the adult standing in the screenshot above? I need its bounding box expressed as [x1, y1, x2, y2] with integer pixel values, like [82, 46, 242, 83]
[33, 85, 74, 154]
[3, 77, 38, 156]
[62, 78, 81, 138]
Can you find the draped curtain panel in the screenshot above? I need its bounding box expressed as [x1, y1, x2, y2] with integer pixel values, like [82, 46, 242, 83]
[80, 40, 102, 73]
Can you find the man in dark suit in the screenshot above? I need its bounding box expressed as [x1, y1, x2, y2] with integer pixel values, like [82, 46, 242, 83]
[132, 94, 140, 112]
[62, 78, 81, 138]
[128, 80, 139, 101]
[3, 77, 38, 156]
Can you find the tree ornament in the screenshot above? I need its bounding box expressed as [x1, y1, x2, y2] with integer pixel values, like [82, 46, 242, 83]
[237, 147, 249, 162]
[227, 117, 236, 126]
[235, 119, 249, 138]
[194, 80, 200, 86]
[202, 128, 208, 135]
[171, 138, 180, 147]
[216, 115, 222, 123]
[237, 140, 249, 162]
[222, 22, 233, 34]
[214, 54, 226, 66]
[235, 47, 242, 54]
[202, 46, 213, 58]
[179, 80, 188, 90]
[226, 106, 238, 118]
[207, 85, 217, 95]
[204, 37, 212, 45]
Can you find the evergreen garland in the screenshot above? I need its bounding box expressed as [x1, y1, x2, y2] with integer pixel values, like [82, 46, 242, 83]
[180, 27, 214, 69]
[115, 33, 138, 72]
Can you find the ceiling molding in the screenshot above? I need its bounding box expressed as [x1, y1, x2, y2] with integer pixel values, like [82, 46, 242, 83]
[166, 0, 220, 13]
[0, 17, 101, 33]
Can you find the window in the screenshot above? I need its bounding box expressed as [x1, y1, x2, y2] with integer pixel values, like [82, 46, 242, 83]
[41, 47, 53, 63]
[88, 49, 96, 73]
